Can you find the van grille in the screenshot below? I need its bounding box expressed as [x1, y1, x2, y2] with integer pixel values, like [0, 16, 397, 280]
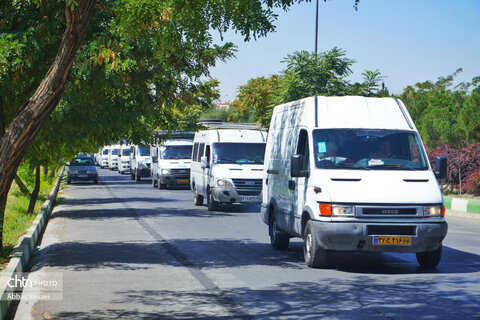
[232, 179, 262, 196]
[171, 168, 190, 179]
[363, 208, 417, 215]
[367, 225, 416, 236]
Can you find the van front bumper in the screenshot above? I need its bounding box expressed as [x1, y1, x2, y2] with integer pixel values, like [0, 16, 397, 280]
[311, 220, 448, 253]
[211, 187, 261, 204]
[160, 174, 190, 186]
[119, 163, 130, 173]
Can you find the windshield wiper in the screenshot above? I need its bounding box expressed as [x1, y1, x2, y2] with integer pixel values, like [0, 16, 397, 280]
[318, 162, 366, 169]
[367, 164, 416, 170]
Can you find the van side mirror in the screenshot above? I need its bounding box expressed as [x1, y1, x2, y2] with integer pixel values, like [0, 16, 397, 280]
[291, 154, 308, 178]
[435, 156, 447, 179]
[200, 156, 209, 169]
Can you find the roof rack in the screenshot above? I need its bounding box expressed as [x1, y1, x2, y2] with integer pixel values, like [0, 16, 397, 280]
[153, 130, 195, 139]
[198, 121, 262, 130]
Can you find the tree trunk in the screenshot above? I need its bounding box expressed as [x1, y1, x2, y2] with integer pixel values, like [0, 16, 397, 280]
[27, 166, 41, 215]
[0, 0, 96, 246]
[14, 175, 31, 198]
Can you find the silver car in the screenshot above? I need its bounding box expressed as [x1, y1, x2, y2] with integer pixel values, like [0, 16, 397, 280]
[67, 157, 98, 184]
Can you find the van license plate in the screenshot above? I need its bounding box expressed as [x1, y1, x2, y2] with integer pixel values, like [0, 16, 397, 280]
[373, 236, 411, 246]
[177, 179, 189, 184]
[240, 196, 260, 202]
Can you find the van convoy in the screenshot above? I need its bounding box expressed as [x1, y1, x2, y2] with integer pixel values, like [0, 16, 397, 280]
[261, 96, 447, 268]
[93, 96, 448, 268]
[190, 121, 267, 211]
[151, 132, 193, 189]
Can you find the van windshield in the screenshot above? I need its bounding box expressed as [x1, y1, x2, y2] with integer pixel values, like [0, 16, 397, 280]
[102, 149, 109, 155]
[122, 149, 130, 156]
[212, 143, 266, 165]
[312, 129, 428, 170]
[111, 149, 120, 155]
[161, 145, 192, 159]
[137, 147, 150, 156]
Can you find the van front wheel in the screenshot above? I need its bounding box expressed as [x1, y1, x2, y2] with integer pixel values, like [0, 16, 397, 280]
[303, 220, 327, 268]
[416, 245, 442, 268]
[207, 190, 218, 211]
[269, 213, 289, 250]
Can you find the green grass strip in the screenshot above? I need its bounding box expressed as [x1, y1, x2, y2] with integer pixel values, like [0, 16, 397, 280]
[466, 200, 480, 214]
[443, 197, 452, 210]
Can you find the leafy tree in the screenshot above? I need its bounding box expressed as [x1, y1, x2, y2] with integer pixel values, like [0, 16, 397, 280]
[280, 48, 356, 102]
[400, 69, 479, 149]
[232, 48, 388, 126]
[0, 0, 312, 247]
[231, 75, 281, 127]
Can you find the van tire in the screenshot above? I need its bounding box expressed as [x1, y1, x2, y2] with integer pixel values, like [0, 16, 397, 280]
[152, 175, 157, 188]
[135, 170, 141, 182]
[269, 213, 289, 250]
[207, 189, 218, 211]
[159, 183, 167, 189]
[303, 220, 327, 268]
[193, 185, 204, 206]
[416, 244, 442, 268]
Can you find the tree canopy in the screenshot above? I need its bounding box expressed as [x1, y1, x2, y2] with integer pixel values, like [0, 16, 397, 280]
[0, 0, 313, 247]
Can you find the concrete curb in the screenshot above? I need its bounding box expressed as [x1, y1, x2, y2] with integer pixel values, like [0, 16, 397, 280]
[0, 166, 65, 319]
[444, 197, 480, 215]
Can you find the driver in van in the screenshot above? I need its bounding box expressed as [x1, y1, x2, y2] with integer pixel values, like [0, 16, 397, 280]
[371, 139, 392, 158]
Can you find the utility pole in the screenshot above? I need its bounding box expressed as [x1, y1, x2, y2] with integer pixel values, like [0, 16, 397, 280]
[314, 0, 319, 127]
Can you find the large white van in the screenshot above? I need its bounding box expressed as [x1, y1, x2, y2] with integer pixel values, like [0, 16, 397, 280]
[129, 145, 152, 181]
[108, 144, 121, 170]
[190, 122, 267, 211]
[151, 135, 193, 189]
[118, 145, 131, 174]
[262, 96, 448, 268]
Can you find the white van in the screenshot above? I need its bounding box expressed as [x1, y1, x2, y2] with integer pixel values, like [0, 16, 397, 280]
[151, 138, 193, 189]
[99, 146, 110, 168]
[130, 145, 152, 181]
[190, 122, 267, 211]
[118, 145, 131, 174]
[108, 144, 121, 170]
[262, 96, 448, 268]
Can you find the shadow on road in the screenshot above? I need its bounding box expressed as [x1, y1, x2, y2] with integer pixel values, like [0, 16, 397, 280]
[30, 234, 480, 276]
[37, 278, 480, 320]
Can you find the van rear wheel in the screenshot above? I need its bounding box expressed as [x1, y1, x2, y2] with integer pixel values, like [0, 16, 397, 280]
[416, 244, 442, 268]
[193, 185, 204, 206]
[303, 220, 327, 268]
[269, 213, 289, 250]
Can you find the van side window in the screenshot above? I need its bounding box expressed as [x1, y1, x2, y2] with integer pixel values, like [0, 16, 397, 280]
[297, 129, 310, 170]
[192, 143, 199, 162]
[205, 145, 211, 164]
[199, 143, 205, 160]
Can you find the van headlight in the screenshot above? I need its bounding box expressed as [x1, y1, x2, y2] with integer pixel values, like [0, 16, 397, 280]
[424, 206, 444, 217]
[161, 169, 171, 175]
[331, 205, 355, 217]
[216, 179, 233, 188]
